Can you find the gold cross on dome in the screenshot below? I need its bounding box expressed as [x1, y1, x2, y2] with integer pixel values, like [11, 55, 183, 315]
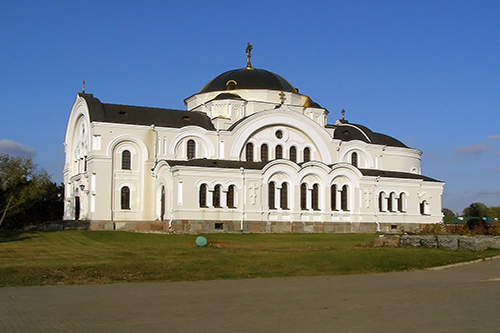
[245, 42, 253, 68]
[82, 80, 85, 93]
[341, 109, 345, 120]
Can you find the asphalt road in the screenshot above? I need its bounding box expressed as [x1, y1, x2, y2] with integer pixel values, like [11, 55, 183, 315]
[1, 258, 499, 332]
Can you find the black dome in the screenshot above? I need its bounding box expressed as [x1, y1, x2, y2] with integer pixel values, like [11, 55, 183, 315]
[330, 122, 408, 148]
[199, 67, 297, 93]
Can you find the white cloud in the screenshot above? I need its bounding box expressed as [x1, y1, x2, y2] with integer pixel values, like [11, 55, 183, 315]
[488, 135, 500, 140]
[0, 139, 37, 158]
[477, 190, 500, 196]
[453, 142, 490, 155]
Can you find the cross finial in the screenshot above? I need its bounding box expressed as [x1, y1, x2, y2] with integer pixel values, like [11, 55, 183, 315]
[279, 91, 285, 104]
[341, 109, 345, 120]
[82, 80, 85, 93]
[245, 42, 253, 68]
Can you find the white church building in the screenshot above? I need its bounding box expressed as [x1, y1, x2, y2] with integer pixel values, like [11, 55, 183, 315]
[63, 46, 444, 233]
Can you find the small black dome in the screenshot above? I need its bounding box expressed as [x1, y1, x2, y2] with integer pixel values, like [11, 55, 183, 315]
[199, 67, 297, 93]
[332, 122, 408, 148]
[212, 93, 244, 101]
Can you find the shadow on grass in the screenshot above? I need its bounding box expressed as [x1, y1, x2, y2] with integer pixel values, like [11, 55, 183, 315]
[0, 230, 36, 243]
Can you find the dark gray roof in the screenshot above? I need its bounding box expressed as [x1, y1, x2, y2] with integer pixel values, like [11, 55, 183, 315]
[162, 158, 441, 182]
[359, 168, 442, 182]
[79, 93, 215, 130]
[199, 68, 298, 93]
[164, 159, 267, 169]
[327, 121, 408, 148]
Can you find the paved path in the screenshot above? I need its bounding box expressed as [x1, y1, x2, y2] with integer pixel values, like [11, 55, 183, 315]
[1, 258, 500, 332]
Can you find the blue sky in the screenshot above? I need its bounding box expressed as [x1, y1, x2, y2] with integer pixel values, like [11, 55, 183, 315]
[1, 1, 499, 214]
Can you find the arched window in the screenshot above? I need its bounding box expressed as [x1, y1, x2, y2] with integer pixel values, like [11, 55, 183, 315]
[351, 152, 358, 167]
[379, 192, 386, 212]
[398, 193, 406, 212]
[187, 140, 196, 160]
[122, 150, 131, 170]
[420, 200, 429, 215]
[341, 185, 349, 211]
[312, 184, 319, 210]
[331, 184, 338, 211]
[389, 192, 397, 212]
[121, 186, 130, 210]
[276, 145, 283, 159]
[304, 147, 311, 162]
[199, 184, 207, 208]
[289, 146, 297, 163]
[213, 185, 221, 208]
[280, 182, 288, 210]
[268, 182, 276, 209]
[227, 185, 235, 208]
[246, 142, 254, 162]
[261, 144, 268, 163]
[300, 183, 307, 210]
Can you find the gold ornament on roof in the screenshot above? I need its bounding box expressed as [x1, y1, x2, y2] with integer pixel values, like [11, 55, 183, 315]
[245, 42, 253, 68]
[82, 80, 85, 93]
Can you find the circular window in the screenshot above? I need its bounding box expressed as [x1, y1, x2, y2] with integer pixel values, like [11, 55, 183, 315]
[275, 130, 283, 139]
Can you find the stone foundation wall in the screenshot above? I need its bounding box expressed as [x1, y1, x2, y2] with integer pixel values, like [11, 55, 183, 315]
[400, 235, 500, 251]
[24, 220, 91, 231]
[28, 220, 431, 235]
[169, 220, 419, 234]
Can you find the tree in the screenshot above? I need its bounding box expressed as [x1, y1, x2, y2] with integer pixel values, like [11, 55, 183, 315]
[0, 154, 63, 229]
[489, 206, 500, 218]
[462, 202, 490, 217]
[442, 208, 455, 217]
[461, 202, 491, 232]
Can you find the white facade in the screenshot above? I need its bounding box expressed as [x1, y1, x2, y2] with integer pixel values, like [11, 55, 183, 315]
[63, 65, 444, 233]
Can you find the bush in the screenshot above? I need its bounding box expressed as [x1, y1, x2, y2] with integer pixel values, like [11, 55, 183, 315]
[401, 222, 498, 236]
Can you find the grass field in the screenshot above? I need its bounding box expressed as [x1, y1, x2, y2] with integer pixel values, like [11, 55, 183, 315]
[1, 230, 499, 287]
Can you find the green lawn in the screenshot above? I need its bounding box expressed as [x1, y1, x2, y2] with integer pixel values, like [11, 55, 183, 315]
[1, 231, 499, 287]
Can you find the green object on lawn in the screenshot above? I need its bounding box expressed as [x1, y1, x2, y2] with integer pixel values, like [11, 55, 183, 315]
[196, 236, 207, 247]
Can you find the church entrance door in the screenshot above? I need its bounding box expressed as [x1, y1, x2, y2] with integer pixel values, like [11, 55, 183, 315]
[75, 196, 80, 220]
[160, 186, 166, 221]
